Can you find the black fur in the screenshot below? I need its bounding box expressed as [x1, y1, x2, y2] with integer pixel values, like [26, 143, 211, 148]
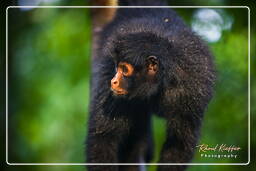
[86, 3, 216, 171]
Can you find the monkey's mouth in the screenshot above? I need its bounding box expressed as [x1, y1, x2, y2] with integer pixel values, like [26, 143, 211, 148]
[111, 88, 128, 95]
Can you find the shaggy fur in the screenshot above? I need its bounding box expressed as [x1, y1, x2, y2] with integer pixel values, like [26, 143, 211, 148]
[86, 1, 216, 171]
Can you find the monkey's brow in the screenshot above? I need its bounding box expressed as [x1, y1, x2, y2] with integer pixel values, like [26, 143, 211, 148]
[118, 61, 136, 68]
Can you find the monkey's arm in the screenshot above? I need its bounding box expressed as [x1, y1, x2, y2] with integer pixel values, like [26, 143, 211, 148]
[86, 97, 130, 171]
[86, 113, 130, 171]
[158, 94, 205, 171]
[90, 0, 117, 61]
[86, 133, 119, 171]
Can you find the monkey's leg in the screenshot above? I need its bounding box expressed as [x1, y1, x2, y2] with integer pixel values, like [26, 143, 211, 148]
[86, 113, 130, 171]
[119, 114, 153, 171]
[157, 109, 203, 171]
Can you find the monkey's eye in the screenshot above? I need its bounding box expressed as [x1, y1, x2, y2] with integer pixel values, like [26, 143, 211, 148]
[121, 65, 128, 74]
[118, 62, 134, 76]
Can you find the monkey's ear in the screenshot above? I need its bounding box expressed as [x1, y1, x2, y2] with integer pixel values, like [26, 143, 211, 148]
[146, 56, 158, 75]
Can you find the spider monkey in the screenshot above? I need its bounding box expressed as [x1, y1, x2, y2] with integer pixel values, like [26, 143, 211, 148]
[86, 0, 216, 171]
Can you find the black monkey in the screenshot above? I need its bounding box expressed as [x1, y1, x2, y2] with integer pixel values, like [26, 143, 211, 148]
[86, 0, 216, 171]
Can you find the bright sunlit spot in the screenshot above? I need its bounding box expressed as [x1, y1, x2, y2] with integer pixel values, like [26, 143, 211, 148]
[18, 0, 60, 10]
[192, 9, 234, 43]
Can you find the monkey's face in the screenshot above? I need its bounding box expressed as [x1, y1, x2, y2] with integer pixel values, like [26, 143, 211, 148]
[111, 56, 159, 99]
[111, 62, 134, 95]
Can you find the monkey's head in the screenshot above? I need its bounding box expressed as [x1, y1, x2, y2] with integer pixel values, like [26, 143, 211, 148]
[111, 56, 159, 99]
[110, 33, 167, 100]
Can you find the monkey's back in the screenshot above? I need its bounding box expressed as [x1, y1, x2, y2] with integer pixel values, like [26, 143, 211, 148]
[99, 8, 188, 46]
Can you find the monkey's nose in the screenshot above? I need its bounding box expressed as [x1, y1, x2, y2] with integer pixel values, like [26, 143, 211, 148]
[112, 80, 118, 85]
[111, 78, 119, 87]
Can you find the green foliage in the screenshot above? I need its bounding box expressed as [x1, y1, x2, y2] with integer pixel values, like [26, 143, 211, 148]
[9, 8, 91, 165]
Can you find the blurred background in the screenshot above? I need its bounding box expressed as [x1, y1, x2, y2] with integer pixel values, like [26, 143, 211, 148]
[1, 0, 255, 171]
